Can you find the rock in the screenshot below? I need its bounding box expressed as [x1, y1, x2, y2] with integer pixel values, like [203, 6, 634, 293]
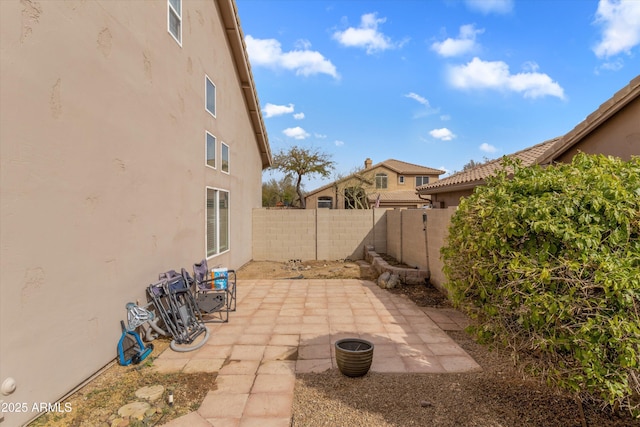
[117, 401, 151, 420]
[135, 384, 164, 402]
[111, 418, 130, 427]
[420, 400, 432, 407]
[377, 272, 391, 288]
[377, 272, 400, 289]
[387, 273, 400, 289]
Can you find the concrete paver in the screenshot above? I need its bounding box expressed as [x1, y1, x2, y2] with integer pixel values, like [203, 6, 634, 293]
[158, 279, 480, 426]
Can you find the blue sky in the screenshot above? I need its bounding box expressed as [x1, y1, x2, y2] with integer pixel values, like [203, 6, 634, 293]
[235, 0, 640, 190]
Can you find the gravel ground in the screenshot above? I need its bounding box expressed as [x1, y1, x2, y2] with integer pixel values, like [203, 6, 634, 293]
[292, 330, 636, 427]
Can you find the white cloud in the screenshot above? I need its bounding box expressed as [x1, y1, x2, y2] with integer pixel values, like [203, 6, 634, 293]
[448, 57, 565, 99]
[465, 0, 513, 15]
[245, 35, 339, 78]
[431, 24, 484, 57]
[429, 128, 456, 141]
[314, 133, 327, 139]
[283, 127, 310, 140]
[293, 112, 305, 120]
[439, 165, 452, 176]
[334, 140, 345, 147]
[440, 114, 451, 121]
[479, 143, 497, 153]
[333, 13, 401, 54]
[263, 103, 294, 118]
[405, 92, 430, 106]
[592, 0, 640, 58]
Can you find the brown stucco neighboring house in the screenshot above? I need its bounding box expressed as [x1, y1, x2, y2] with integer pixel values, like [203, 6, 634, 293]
[0, 1, 269, 425]
[417, 138, 560, 208]
[417, 74, 640, 208]
[537, 75, 639, 165]
[305, 158, 444, 209]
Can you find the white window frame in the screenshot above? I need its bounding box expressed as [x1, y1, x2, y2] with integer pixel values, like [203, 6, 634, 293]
[399, 175, 405, 184]
[205, 75, 216, 118]
[221, 142, 229, 174]
[167, 0, 182, 46]
[206, 187, 230, 258]
[206, 131, 216, 170]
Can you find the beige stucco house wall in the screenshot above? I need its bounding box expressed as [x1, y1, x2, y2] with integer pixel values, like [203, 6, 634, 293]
[305, 158, 443, 209]
[0, 1, 270, 425]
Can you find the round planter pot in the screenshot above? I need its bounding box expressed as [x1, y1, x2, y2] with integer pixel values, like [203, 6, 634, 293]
[335, 338, 374, 377]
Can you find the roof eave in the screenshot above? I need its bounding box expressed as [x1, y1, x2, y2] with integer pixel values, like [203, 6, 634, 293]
[417, 180, 487, 195]
[218, 0, 272, 169]
[537, 75, 640, 165]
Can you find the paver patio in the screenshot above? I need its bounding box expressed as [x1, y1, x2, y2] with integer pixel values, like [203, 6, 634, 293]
[157, 279, 480, 427]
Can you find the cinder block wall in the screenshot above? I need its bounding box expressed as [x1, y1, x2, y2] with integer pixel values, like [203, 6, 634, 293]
[252, 209, 317, 261]
[372, 208, 387, 254]
[252, 208, 389, 262]
[384, 207, 457, 291]
[401, 209, 428, 269]
[317, 209, 373, 260]
[252, 207, 457, 292]
[425, 207, 457, 291]
[386, 210, 402, 262]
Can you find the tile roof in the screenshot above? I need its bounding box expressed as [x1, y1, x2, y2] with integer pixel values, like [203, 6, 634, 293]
[416, 137, 560, 194]
[537, 74, 639, 165]
[305, 159, 444, 197]
[374, 159, 445, 175]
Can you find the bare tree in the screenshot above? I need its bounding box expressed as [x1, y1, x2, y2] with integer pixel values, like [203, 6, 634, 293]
[271, 146, 335, 209]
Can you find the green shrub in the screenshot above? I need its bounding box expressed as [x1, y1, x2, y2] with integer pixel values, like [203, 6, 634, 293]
[442, 153, 640, 417]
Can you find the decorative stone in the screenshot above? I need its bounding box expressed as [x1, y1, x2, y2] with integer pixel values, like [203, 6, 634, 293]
[111, 418, 130, 427]
[117, 401, 150, 420]
[420, 400, 433, 407]
[135, 384, 164, 402]
[377, 272, 400, 289]
[377, 271, 391, 288]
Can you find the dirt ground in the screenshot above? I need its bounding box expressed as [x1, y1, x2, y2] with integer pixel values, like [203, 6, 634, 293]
[29, 260, 637, 427]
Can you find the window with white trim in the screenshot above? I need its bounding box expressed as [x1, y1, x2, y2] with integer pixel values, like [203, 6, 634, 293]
[221, 142, 229, 173]
[399, 175, 405, 184]
[206, 76, 216, 118]
[416, 176, 430, 186]
[206, 188, 229, 257]
[375, 173, 387, 189]
[206, 132, 216, 169]
[168, 0, 181, 45]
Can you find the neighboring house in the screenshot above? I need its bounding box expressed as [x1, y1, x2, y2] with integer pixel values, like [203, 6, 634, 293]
[418, 74, 640, 208]
[537, 75, 639, 165]
[0, 1, 270, 425]
[305, 158, 444, 209]
[417, 138, 559, 208]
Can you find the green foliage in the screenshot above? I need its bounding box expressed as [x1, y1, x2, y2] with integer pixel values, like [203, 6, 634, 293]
[442, 153, 640, 417]
[262, 176, 298, 207]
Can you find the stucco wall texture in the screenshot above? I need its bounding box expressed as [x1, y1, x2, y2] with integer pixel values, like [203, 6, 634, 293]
[0, 1, 265, 425]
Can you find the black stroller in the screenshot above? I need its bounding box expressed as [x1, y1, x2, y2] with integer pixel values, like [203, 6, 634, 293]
[147, 269, 209, 352]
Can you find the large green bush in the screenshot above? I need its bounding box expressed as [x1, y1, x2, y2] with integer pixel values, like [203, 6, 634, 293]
[442, 153, 640, 416]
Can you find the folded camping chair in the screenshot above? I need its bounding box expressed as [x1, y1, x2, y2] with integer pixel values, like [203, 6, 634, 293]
[157, 269, 208, 344]
[192, 260, 235, 322]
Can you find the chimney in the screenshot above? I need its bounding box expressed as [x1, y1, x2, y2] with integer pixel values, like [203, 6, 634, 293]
[364, 158, 372, 169]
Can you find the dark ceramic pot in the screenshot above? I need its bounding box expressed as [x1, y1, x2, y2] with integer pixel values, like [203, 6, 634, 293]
[335, 338, 374, 377]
